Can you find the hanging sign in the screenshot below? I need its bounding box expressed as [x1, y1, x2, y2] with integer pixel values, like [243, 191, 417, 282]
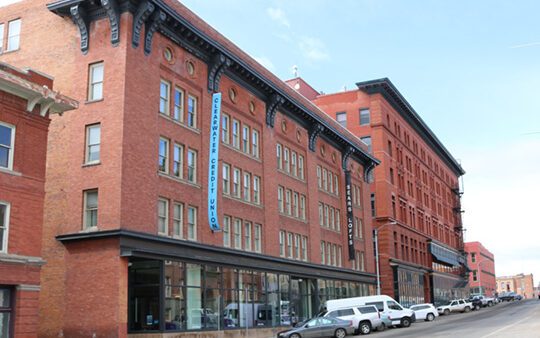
[208, 92, 222, 231]
[345, 170, 355, 260]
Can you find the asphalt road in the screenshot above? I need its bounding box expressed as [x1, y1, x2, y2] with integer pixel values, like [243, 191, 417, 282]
[362, 299, 540, 338]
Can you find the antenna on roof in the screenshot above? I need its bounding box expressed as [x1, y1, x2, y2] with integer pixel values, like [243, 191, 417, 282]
[292, 65, 298, 78]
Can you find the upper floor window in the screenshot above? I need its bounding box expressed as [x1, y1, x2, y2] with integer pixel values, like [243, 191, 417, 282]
[360, 136, 372, 153]
[0, 122, 15, 170]
[0, 24, 4, 53]
[187, 206, 197, 241]
[83, 189, 98, 229]
[173, 143, 184, 178]
[6, 19, 21, 52]
[88, 62, 104, 101]
[173, 87, 184, 121]
[159, 80, 170, 115]
[158, 137, 169, 173]
[336, 112, 347, 127]
[0, 202, 10, 253]
[359, 108, 370, 125]
[222, 113, 230, 144]
[157, 198, 169, 235]
[187, 95, 197, 128]
[85, 124, 101, 164]
[187, 149, 197, 183]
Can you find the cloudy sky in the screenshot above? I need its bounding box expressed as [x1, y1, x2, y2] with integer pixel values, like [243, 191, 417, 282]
[181, 0, 540, 283]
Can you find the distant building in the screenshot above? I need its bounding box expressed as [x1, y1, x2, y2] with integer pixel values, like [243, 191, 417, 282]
[496, 273, 535, 298]
[0, 62, 77, 338]
[464, 242, 496, 296]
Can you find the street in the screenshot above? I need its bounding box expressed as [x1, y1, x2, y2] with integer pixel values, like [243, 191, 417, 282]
[367, 299, 540, 338]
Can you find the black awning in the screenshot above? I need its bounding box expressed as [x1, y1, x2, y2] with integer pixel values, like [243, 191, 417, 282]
[429, 242, 460, 267]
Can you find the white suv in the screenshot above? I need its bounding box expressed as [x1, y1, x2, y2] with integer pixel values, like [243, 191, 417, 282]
[437, 299, 473, 315]
[322, 305, 384, 335]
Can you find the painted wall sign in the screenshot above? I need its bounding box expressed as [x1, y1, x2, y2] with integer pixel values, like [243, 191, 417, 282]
[345, 170, 355, 260]
[208, 92, 222, 231]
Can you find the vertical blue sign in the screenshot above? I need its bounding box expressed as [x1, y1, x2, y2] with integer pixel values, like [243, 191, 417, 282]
[208, 93, 222, 231]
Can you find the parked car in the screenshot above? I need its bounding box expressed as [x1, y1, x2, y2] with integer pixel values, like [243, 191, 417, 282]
[320, 304, 384, 335]
[470, 295, 495, 307]
[436, 299, 473, 315]
[409, 304, 439, 321]
[467, 296, 483, 311]
[326, 295, 416, 328]
[277, 317, 354, 338]
[499, 292, 522, 302]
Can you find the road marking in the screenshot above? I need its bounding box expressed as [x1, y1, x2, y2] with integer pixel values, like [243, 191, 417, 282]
[479, 314, 535, 338]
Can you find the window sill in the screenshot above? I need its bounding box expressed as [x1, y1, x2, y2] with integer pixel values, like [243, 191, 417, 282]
[277, 212, 307, 223]
[0, 167, 22, 176]
[85, 98, 104, 105]
[82, 161, 101, 168]
[223, 194, 263, 209]
[317, 188, 340, 199]
[79, 226, 99, 233]
[277, 168, 305, 183]
[222, 143, 262, 163]
[159, 113, 201, 134]
[158, 172, 201, 188]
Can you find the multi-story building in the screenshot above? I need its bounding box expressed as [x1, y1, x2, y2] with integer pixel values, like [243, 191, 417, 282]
[0, 62, 76, 337]
[464, 241, 496, 296]
[287, 77, 467, 307]
[496, 273, 535, 299]
[0, 0, 380, 337]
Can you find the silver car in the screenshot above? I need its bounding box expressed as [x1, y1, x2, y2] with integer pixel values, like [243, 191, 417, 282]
[277, 317, 355, 338]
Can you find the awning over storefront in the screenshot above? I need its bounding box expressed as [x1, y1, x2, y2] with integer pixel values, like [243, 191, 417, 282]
[429, 242, 460, 267]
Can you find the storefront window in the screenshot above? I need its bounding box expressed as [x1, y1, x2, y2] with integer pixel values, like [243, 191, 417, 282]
[0, 288, 12, 338]
[129, 259, 160, 331]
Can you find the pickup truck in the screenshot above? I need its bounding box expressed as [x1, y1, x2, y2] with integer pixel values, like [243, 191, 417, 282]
[471, 295, 495, 307]
[436, 299, 473, 315]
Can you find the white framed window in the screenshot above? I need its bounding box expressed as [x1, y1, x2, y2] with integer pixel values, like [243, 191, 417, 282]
[338, 246, 342, 267]
[298, 155, 305, 180]
[301, 236, 308, 261]
[279, 230, 285, 257]
[223, 215, 231, 247]
[332, 244, 337, 266]
[157, 198, 168, 235]
[360, 251, 365, 271]
[0, 122, 15, 170]
[244, 221, 252, 251]
[6, 19, 21, 52]
[187, 95, 197, 128]
[158, 137, 169, 173]
[222, 163, 230, 195]
[187, 206, 197, 241]
[334, 174, 339, 195]
[159, 80, 169, 115]
[329, 207, 335, 230]
[242, 125, 250, 153]
[336, 209, 341, 232]
[83, 189, 98, 229]
[243, 172, 251, 202]
[0, 24, 4, 53]
[252, 130, 260, 158]
[253, 176, 261, 204]
[336, 112, 346, 127]
[328, 171, 334, 194]
[322, 168, 328, 190]
[300, 195, 306, 220]
[283, 148, 290, 173]
[88, 62, 104, 101]
[293, 192, 299, 218]
[277, 186, 284, 213]
[291, 152, 297, 177]
[254, 224, 262, 253]
[285, 189, 291, 215]
[173, 87, 184, 121]
[324, 205, 329, 227]
[320, 241, 325, 264]
[318, 203, 323, 226]
[85, 124, 100, 164]
[187, 149, 197, 183]
[173, 143, 183, 178]
[234, 218, 242, 249]
[222, 113, 230, 144]
[316, 166, 322, 188]
[232, 119, 240, 148]
[360, 108, 370, 126]
[326, 242, 331, 265]
[233, 168, 241, 198]
[0, 202, 10, 253]
[276, 144, 282, 169]
[287, 232, 293, 258]
[173, 202, 183, 238]
[294, 234, 300, 259]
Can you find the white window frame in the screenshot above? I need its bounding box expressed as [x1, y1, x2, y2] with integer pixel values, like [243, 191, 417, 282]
[6, 19, 21, 52]
[222, 113, 230, 144]
[0, 24, 4, 53]
[0, 202, 10, 253]
[0, 122, 15, 170]
[173, 86, 184, 121]
[320, 241, 325, 264]
[300, 195, 306, 220]
[244, 221, 252, 251]
[243, 172, 251, 202]
[187, 149, 197, 183]
[242, 125, 250, 153]
[233, 168, 241, 198]
[254, 224, 262, 253]
[283, 148, 290, 173]
[285, 189, 291, 215]
[173, 143, 184, 178]
[251, 130, 260, 158]
[279, 230, 285, 257]
[291, 152, 297, 177]
[298, 155, 305, 180]
[222, 163, 230, 195]
[277, 186, 284, 213]
[301, 236, 307, 261]
[83, 189, 98, 229]
[88, 62, 104, 101]
[187, 94, 197, 128]
[276, 144, 282, 169]
[187, 206, 197, 241]
[223, 216, 231, 247]
[232, 119, 240, 149]
[293, 192, 299, 218]
[287, 232, 293, 258]
[157, 198, 169, 236]
[158, 137, 169, 173]
[85, 124, 101, 164]
[234, 218, 242, 249]
[294, 234, 300, 260]
[253, 176, 261, 205]
[173, 202, 183, 239]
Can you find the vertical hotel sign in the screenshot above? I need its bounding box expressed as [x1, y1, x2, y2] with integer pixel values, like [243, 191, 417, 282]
[208, 93, 222, 231]
[345, 170, 355, 260]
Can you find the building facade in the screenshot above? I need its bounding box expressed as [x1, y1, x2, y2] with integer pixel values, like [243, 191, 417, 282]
[496, 273, 535, 299]
[0, 1, 380, 337]
[289, 78, 467, 307]
[0, 62, 76, 337]
[464, 242, 496, 296]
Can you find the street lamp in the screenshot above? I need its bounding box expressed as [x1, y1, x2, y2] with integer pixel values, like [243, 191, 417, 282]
[475, 258, 491, 296]
[374, 220, 397, 295]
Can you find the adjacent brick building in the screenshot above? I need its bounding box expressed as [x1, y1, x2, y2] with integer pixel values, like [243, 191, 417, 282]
[0, 62, 77, 337]
[288, 78, 467, 307]
[496, 273, 536, 299]
[464, 241, 496, 296]
[0, 0, 380, 337]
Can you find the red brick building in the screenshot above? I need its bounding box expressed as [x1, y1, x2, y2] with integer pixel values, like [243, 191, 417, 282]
[1, 1, 379, 337]
[0, 62, 77, 337]
[496, 273, 535, 299]
[464, 241, 496, 296]
[287, 78, 467, 307]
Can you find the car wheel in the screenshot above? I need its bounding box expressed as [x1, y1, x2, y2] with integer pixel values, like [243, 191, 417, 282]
[464, 306, 471, 313]
[488, 302, 493, 307]
[377, 323, 386, 331]
[290, 334, 301, 338]
[359, 321, 372, 335]
[335, 328, 347, 338]
[475, 305, 480, 311]
[400, 317, 411, 328]
[426, 313, 435, 321]
[444, 309, 450, 316]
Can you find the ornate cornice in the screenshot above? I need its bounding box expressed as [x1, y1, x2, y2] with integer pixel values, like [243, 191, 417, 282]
[308, 123, 324, 152]
[207, 53, 232, 93]
[341, 146, 355, 170]
[69, 4, 89, 54]
[265, 92, 285, 127]
[100, 0, 120, 46]
[132, 0, 155, 48]
[144, 9, 166, 55]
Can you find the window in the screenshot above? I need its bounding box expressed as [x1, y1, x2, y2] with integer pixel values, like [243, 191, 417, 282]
[360, 108, 370, 125]
[233, 168, 241, 198]
[173, 144, 183, 178]
[83, 190, 98, 229]
[321, 242, 325, 264]
[173, 87, 184, 121]
[285, 189, 291, 215]
[234, 218, 242, 249]
[336, 112, 347, 127]
[254, 224, 262, 253]
[301, 236, 307, 261]
[322, 168, 328, 191]
[252, 130, 260, 158]
[360, 136, 372, 153]
[88, 62, 104, 101]
[222, 163, 230, 195]
[277, 186, 284, 213]
[173, 203, 183, 238]
[158, 198, 168, 235]
[6, 19, 21, 52]
[279, 231, 285, 257]
[84, 124, 101, 164]
[471, 253, 476, 263]
[293, 192, 299, 218]
[232, 119, 240, 148]
[283, 148, 290, 172]
[334, 175, 339, 195]
[287, 233, 293, 258]
[371, 193, 376, 217]
[187, 95, 197, 128]
[187, 149, 197, 183]
[0, 24, 4, 53]
[253, 176, 261, 204]
[242, 125, 250, 153]
[300, 195, 306, 220]
[0, 122, 15, 170]
[473, 270, 478, 282]
[158, 138, 169, 173]
[294, 234, 300, 259]
[0, 203, 10, 253]
[298, 155, 305, 180]
[244, 221, 252, 251]
[276, 144, 282, 169]
[0, 288, 12, 338]
[187, 206, 197, 240]
[222, 113, 230, 143]
[317, 166, 322, 188]
[291, 152, 297, 177]
[223, 216, 231, 247]
[243, 172, 251, 202]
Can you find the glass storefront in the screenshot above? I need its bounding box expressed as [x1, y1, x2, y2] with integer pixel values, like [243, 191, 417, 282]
[431, 274, 469, 307]
[395, 268, 425, 308]
[0, 288, 12, 338]
[128, 257, 374, 333]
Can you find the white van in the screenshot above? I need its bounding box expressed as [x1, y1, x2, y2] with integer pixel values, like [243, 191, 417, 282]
[326, 295, 416, 328]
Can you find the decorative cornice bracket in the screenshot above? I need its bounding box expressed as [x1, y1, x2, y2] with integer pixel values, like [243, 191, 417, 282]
[70, 4, 90, 54]
[144, 9, 166, 55]
[100, 0, 120, 46]
[132, 0, 155, 48]
[341, 146, 355, 170]
[308, 123, 324, 152]
[207, 53, 232, 93]
[39, 99, 55, 117]
[364, 162, 376, 183]
[265, 93, 285, 127]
